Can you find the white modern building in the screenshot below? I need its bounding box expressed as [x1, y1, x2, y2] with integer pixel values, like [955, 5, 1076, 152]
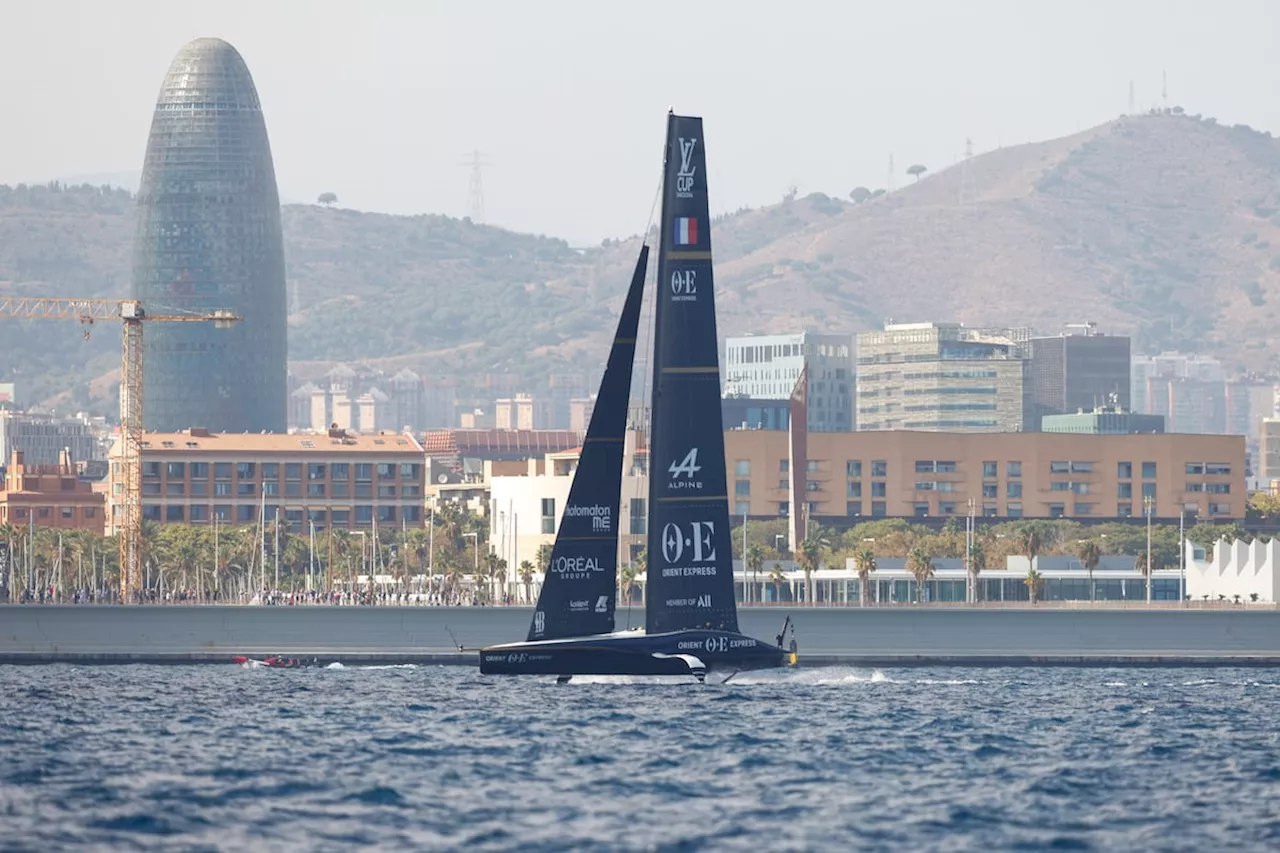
[723, 332, 854, 431]
[1185, 537, 1279, 603]
[0, 410, 102, 468]
[488, 431, 648, 599]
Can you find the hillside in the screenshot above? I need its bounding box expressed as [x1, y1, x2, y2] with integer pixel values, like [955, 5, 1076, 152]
[2, 111, 1280, 415]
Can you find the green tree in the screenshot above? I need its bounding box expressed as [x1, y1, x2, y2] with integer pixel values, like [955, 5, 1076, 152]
[906, 544, 934, 603]
[1025, 567, 1043, 604]
[907, 163, 928, 182]
[968, 537, 988, 603]
[854, 546, 877, 606]
[519, 559, 535, 603]
[1076, 539, 1102, 602]
[798, 537, 826, 605]
[745, 544, 765, 605]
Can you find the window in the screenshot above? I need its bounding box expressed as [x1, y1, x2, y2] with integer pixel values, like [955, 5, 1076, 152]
[237, 462, 255, 479]
[377, 506, 397, 523]
[1141, 462, 1157, 479]
[1141, 482, 1156, 498]
[166, 505, 184, 522]
[143, 462, 160, 478]
[936, 461, 957, 473]
[871, 482, 886, 497]
[1049, 503, 1065, 518]
[1185, 462, 1204, 475]
[734, 459, 750, 476]
[913, 502, 930, 517]
[259, 482, 275, 497]
[166, 482, 185, 496]
[189, 505, 208, 522]
[778, 479, 790, 489]
[1118, 504, 1133, 518]
[286, 482, 302, 498]
[541, 498, 556, 534]
[982, 504, 998, 517]
[779, 501, 790, 516]
[871, 501, 886, 517]
[236, 505, 255, 523]
[805, 480, 821, 493]
[630, 498, 647, 535]
[309, 509, 328, 525]
[285, 463, 302, 480]
[355, 505, 374, 523]
[214, 505, 231, 522]
[916, 481, 936, 491]
[166, 462, 185, 478]
[331, 463, 349, 480]
[401, 485, 421, 498]
[1118, 462, 1132, 479]
[400, 463, 420, 480]
[982, 483, 998, 498]
[355, 483, 372, 498]
[331, 509, 350, 526]
[735, 480, 751, 496]
[1209, 502, 1232, 515]
[846, 461, 862, 477]
[142, 505, 160, 521]
[1205, 463, 1231, 475]
[190, 462, 209, 479]
[261, 463, 278, 480]
[378, 463, 396, 479]
[1007, 461, 1021, 478]
[982, 461, 997, 479]
[143, 482, 161, 496]
[1207, 483, 1231, 494]
[806, 460, 818, 473]
[403, 506, 422, 523]
[60, 507, 73, 519]
[355, 464, 373, 482]
[308, 463, 326, 480]
[1050, 461, 1069, 474]
[214, 462, 232, 480]
[1007, 482, 1022, 498]
[847, 501, 861, 516]
[332, 481, 349, 498]
[847, 482, 862, 498]
[237, 482, 256, 497]
[376, 484, 395, 498]
[214, 482, 231, 496]
[940, 501, 957, 514]
[308, 483, 326, 497]
[735, 500, 750, 516]
[779, 459, 789, 473]
[1074, 503, 1095, 515]
[1186, 483, 1204, 493]
[1118, 483, 1133, 499]
[1052, 482, 1071, 492]
[872, 460, 887, 477]
[915, 460, 935, 474]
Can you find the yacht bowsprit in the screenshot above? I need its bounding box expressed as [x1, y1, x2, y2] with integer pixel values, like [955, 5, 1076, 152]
[478, 112, 797, 682]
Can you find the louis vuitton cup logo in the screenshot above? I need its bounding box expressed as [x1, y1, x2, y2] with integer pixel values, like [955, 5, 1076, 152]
[676, 137, 697, 199]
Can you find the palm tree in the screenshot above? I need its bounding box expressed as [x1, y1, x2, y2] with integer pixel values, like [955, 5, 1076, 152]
[1076, 540, 1102, 602]
[745, 544, 765, 605]
[1135, 549, 1159, 602]
[968, 539, 987, 604]
[907, 545, 934, 603]
[619, 561, 640, 606]
[769, 561, 787, 604]
[1025, 567, 1043, 603]
[519, 560, 535, 603]
[854, 546, 877, 606]
[1021, 524, 1043, 577]
[798, 537, 826, 605]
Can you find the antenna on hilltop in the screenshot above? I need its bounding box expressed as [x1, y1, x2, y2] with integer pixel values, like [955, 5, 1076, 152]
[1162, 70, 1168, 109]
[459, 149, 492, 223]
[1127, 80, 1135, 116]
[887, 153, 896, 192]
[958, 138, 975, 210]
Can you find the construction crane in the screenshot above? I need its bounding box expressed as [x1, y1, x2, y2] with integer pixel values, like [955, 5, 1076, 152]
[0, 297, 240, 602]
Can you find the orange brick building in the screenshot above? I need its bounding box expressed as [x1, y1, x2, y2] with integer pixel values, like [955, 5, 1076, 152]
[0, 450, 106, 532]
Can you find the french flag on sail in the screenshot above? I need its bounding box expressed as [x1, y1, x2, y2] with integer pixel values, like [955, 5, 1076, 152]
[674, 217, 698, 246]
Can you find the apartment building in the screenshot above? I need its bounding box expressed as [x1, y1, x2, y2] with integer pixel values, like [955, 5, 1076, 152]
[0, 410, 100, 468]
[724, 332, 855, 431]
[723, 429, 1245, 521]
[0, 450, 105, 532]
[106, 428, 426, 534]
[856, 323, 1030, 432]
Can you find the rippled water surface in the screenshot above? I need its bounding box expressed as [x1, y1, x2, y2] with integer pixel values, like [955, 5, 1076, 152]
[1, 665, 1278, 851]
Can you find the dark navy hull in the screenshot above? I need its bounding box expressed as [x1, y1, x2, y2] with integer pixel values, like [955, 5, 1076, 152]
[479, 629, 791, 677]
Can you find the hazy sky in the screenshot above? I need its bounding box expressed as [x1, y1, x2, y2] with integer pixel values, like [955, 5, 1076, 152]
[2, 0, 1277, 244]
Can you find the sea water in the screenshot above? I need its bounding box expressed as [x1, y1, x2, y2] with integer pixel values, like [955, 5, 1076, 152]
[0, 665, 1277, 851]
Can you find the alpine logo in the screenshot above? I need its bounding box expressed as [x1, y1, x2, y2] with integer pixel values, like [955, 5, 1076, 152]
[669, 448, 703, 490]
[676, 137, 698, 198]
[595, 595, 609, 613]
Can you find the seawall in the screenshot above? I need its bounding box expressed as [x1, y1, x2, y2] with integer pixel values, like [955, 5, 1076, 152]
[3, 605, 1280, 667]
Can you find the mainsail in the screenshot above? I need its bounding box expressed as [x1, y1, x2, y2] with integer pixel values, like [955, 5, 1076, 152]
[527, 246, 649, 641]
[644, 113, 739, 634]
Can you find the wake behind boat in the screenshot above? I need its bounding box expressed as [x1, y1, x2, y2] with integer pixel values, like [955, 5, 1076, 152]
[479, 112, 796, 682]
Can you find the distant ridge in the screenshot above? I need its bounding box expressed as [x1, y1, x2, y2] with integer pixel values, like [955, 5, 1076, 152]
[2, 112, 1280, 412]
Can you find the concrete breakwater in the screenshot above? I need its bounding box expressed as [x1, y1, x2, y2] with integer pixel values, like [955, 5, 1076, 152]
[3, 605, 1280, 666]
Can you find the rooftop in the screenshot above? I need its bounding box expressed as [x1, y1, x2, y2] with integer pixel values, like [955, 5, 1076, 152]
[122, 428, 424, 454]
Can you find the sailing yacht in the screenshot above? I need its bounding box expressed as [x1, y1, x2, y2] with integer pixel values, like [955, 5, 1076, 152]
[478, 112, 796, 682]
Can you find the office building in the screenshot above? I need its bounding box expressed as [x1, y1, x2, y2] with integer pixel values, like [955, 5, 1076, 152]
[1260, 418, 1280, 481]
[724, 333, 854, 432]
[106, 428, 425, 534]
[0, 410, 100, 468]
[132, 38, 287, 432]
[1041, 410, 1164, 435]
[722, 396, 791, 431]
[723, 429, 1244, 521]
[1027, 330, 1130, 424]
[856, 323, 1030, 432]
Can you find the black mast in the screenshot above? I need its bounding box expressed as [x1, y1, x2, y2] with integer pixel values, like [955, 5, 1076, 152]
[644, 113, 739, 634]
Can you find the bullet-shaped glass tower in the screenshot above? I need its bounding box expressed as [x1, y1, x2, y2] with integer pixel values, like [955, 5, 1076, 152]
[132, 37, 287, 432]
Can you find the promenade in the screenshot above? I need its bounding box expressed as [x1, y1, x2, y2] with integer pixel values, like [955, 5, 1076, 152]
[3, 604, 1280, 666]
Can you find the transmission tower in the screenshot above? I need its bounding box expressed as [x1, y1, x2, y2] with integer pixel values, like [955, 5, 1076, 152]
[460, 149, 491, 223]
[958, 138, 976, 210]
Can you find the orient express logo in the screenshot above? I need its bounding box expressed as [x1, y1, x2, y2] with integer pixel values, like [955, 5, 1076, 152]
[670, 269, 697, 303]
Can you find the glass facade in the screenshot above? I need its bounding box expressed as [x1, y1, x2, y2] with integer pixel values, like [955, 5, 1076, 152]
[132, 38, 287, 433]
